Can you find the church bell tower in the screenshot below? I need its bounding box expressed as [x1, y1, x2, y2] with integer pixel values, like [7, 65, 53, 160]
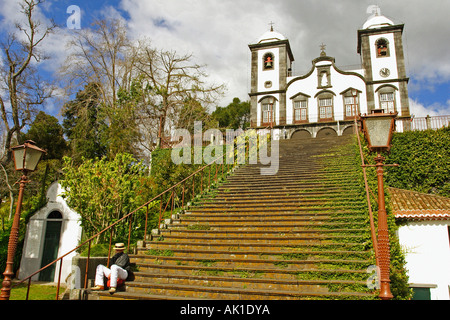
[357, 7, 410, 118]
[248, 25, 294, 127]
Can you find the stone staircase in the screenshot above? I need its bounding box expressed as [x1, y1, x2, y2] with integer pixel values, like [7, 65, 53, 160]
[96, 135, 377, 300]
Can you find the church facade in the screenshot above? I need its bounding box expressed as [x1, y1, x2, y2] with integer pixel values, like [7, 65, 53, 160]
[248, 10, 411, 139]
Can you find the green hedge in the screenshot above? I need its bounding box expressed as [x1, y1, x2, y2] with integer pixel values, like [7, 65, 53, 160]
[384, 126, 450, 197]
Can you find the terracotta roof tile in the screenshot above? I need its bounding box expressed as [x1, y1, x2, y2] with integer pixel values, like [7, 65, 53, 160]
[389, 187, 450, 221]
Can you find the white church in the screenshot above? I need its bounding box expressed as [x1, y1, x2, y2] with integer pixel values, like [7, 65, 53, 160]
[248, 8, 411, 138]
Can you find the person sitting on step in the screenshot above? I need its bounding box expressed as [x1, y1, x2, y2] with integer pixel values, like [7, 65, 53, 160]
[91, 243, 131, 294]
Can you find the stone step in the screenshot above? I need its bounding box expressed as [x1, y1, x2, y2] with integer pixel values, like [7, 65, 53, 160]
[121, 135, 376, 300]
[180, 210, 363, 219]
[124, 273, 373, 299]
[218, 179, 361, 187]
[197, 197, 363, 205]
[133, 254, 370, 271]
[176, 215, 365, 226]
[215, 184, 361, 192]
[122, 281, 374, 300]
[135, 259, 370, 277]
[134, 247, 371, 260]
[170, 221, 367, 231]
[134, 261, 371, 284]
[144, 240, 367, 252]
[132, 272, 366, 293]
[205, 192, 362, 201]
[193, 200, 366, 209]
[227, 170, 356, 179]
[94, 291, 201, 300]
[185, 206, 367, 214]
[229, 167, 354, 176]
[159, 228, 368, 238]
[158, 234, 366, 245]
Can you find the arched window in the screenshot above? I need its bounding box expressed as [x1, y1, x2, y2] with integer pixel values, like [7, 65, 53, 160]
[47, 211, 62, 219]
[263, 52, 275, 70]
[377, 85, 397, 113]
[376, 38, 390, 57]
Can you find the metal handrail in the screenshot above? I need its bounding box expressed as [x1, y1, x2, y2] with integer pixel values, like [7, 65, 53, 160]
[12, 128, 271, 300]
[353, 117, 379, 266]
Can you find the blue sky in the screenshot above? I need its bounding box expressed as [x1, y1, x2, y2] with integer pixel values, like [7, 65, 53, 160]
[1, 0, 449, 120]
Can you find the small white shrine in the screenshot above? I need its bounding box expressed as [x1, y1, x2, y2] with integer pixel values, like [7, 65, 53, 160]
[18, 182, 82, 283]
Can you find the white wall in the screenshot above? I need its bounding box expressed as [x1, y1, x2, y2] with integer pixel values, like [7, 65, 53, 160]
[368, 33, 399, 82]
[285, 60, 367, 124]
[19, 182, 82, 283]
[257, 47, 280, 92]
[397, 221, 450, 300]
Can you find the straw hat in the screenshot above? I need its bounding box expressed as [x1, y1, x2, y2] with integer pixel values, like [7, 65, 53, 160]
[114, 243, 126, 251]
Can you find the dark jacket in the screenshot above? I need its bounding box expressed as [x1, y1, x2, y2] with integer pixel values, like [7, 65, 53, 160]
[109, 252, 131, 272]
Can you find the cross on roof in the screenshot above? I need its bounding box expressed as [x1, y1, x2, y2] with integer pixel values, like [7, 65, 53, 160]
[367, 5, 381, 16]
[269, 21, 275, 31]
[319, 43, 327, 57]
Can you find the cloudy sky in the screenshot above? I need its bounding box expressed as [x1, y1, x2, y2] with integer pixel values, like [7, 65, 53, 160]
[1, 0, 449, 118]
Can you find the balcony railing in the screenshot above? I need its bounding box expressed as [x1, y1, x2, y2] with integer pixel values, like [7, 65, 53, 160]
[396, 115, 450, 132]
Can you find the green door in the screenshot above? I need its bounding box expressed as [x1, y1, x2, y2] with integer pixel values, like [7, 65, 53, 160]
[412, 287, 431, 300]
[39, 215, 62, 282]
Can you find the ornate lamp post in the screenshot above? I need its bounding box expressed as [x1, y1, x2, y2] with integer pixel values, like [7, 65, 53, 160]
[360, 110, 397, 300]
[1, 140, 46, 300]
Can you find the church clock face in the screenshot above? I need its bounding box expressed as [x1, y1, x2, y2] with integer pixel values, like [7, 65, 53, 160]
[379, 68, 390, 78]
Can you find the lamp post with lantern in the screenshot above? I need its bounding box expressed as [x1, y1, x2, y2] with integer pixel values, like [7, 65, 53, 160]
[360, 109, 397, 300]
[0, 140, 46, 300]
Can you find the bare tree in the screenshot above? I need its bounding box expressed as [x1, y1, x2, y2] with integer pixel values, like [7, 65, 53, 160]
[60, 24, 225, 158]
[0, 0, 55, 165]
[59, 18, 133, 108]
[133, 40, 226, 150]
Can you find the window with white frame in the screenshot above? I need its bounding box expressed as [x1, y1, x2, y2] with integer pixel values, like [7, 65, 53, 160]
[379, 92, 395, 113]
[344, 95, 359, 118]
[261, 99, 275, 125]
[318, 97, 333, 120]
[262, 103, 270, 123]
[293, 100, 308, 122]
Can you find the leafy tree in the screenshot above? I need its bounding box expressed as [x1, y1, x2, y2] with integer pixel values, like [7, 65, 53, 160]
[61, 153, 150, 243]
[212, 97, 250, 129]
[62, 83, 107, 164]
[23, 111, 68, 160]
[59, 19, 138, 159]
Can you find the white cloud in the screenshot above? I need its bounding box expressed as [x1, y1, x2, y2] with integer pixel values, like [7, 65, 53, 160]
[120, 0, 277, 106]
[409, 98, 450, 118]
[116, 0, 450, 109]
[3, 0, 449, 113]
